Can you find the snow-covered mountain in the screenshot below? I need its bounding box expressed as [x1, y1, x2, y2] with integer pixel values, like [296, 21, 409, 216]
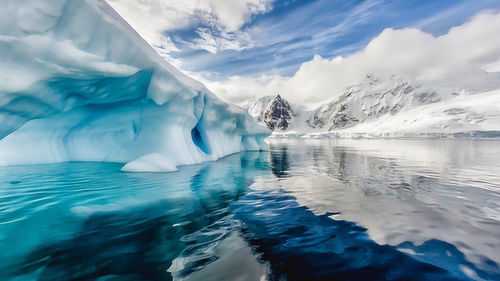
[0, 0, 268, 172]
[244, 95, 295, 131]
[244, 75, 500, 138]
[306, 75, 463, 130]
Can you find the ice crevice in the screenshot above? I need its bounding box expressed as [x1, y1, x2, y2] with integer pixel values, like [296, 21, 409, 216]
[0, 0, 269, 172]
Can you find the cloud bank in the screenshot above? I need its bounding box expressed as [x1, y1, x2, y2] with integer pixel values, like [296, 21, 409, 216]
[204, 10, 500, 105]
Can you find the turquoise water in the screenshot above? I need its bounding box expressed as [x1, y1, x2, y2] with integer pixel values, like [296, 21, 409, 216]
[0, 140, 499, 280]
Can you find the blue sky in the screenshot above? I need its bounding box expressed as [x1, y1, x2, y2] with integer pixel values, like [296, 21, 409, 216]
[163, 0, 500, 79]
[107, 0, 500, 104]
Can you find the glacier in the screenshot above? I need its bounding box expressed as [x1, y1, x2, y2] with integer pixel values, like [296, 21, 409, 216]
[0, 0, 268, 172]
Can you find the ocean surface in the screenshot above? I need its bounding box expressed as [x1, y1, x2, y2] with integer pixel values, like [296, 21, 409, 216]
[0, 139, 499, 281]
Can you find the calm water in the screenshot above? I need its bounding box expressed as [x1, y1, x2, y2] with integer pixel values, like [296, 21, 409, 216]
[0, 139, 499, 281]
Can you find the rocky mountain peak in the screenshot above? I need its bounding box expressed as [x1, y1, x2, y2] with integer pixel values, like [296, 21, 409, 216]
[263, 94, 294, 131]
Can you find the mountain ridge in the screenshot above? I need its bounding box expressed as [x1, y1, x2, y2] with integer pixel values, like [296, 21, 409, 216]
[243, 74, 500, 138]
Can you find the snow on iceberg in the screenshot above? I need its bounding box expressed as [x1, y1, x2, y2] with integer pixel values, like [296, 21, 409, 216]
[0, 0, 269, 171]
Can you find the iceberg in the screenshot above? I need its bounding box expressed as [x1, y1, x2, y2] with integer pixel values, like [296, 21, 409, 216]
[0, 0, 268, 171]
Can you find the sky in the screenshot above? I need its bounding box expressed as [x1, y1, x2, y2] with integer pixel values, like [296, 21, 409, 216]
[106, 0, 500, 105]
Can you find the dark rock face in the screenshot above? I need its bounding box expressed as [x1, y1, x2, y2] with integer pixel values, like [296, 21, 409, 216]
[330, 104, 360, 130]
[263, 95, 294, 131]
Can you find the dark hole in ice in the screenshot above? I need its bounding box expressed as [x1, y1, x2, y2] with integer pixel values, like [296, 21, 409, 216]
[191, 125, 211, 154]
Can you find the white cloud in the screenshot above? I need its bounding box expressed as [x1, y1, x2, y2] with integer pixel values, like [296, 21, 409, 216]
[188, 27, 253, 54]
[204, 0, 272, 32]
[105, 0, 273, 57]
[205, 10, 500, 105]
[203, 75, 287, 104]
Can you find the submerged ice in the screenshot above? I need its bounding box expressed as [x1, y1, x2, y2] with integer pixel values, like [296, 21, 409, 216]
[0, 0, 268, 171]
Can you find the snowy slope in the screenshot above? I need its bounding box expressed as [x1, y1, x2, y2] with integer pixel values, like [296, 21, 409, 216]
[0, 0, 268, 171]
[306, 75, 464, 130]
[329, 89, 500, 138]
[245, 75, 500, 138]
[243, 96, 276, 124]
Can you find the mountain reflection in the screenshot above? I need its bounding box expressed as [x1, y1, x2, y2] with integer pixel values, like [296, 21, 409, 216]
[258, 139, 500, 279]
[1, 140, 499, 281]
[270, 145, 291, 178]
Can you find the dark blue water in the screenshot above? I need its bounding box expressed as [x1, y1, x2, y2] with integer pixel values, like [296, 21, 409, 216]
[0, 139, 499, 281]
